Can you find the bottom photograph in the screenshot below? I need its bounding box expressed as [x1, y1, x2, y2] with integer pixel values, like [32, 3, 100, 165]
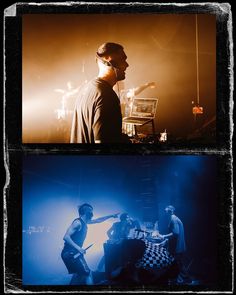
[22, 155, 218, 288]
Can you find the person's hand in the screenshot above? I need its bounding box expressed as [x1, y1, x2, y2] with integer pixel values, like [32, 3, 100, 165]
[151, 230, 159, 237]
[79, 248, 86, 255]
[74, 247, 86, 258]
[158, 234, 165, 240]
[148, 82, 156, 88]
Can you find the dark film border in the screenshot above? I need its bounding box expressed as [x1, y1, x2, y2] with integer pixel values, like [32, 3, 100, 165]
[3, 2, 233, 293]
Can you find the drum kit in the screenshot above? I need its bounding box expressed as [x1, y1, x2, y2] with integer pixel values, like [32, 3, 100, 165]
[50, 81, 80, 142]
[54, 81, 79, 121]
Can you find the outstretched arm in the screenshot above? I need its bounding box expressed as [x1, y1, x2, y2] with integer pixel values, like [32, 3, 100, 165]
[88, 213, 119, 224]
[159, 219, 180, 240]
[160, 232, 174, 239]
[126, 82, 156, 99]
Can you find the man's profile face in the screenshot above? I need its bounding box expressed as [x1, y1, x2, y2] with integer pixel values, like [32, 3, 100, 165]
[165, 208, 172, 216]
[84, 206, 94, 221]
[111, 49, 129, 81]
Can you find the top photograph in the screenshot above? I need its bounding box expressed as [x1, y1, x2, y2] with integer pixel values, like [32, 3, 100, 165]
[22, 13, 217, 144]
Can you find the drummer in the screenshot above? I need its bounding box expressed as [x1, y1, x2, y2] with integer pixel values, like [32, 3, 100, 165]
[107, 213, 141, 242]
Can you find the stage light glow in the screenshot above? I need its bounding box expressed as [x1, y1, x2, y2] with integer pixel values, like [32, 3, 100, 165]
[85, 220, 115, 270]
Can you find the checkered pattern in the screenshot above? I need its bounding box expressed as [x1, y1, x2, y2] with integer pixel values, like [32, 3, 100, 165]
[136, 240, 174, 270]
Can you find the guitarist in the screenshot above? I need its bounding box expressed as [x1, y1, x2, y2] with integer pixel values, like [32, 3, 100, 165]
[61, 203, 119, 285]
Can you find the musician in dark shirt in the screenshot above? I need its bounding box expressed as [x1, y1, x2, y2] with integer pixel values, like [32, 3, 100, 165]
[107, 213, 141, 242]
[96, 213, 141, 273]
[61, 203, 118, 285]
[70, 42, 129, 143]
[158, 205, 191, 284]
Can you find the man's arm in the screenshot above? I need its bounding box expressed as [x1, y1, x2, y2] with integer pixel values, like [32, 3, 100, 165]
[126, 82, 156, 99]
[160, 232, 174, 239]
[159, 222, 179, 240]
[88, 213, 119, 224]
[63, 219, 86, 254]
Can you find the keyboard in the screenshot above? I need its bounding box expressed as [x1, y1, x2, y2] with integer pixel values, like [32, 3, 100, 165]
[123, 117, 152, 124]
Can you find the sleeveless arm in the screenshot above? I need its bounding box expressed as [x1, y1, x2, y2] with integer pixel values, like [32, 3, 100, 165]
[63, 219, 85, 254]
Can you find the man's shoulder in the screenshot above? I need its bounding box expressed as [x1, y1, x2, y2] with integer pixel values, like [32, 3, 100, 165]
[72, 218, 82, 227]
[91, 77, 110, 89]
[82, 78, 119, 106]
[82, 78, 111, 97]
[171, 215, 182, 223]
[94, 78, 119, 96]
[171, 215, 178, 221]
